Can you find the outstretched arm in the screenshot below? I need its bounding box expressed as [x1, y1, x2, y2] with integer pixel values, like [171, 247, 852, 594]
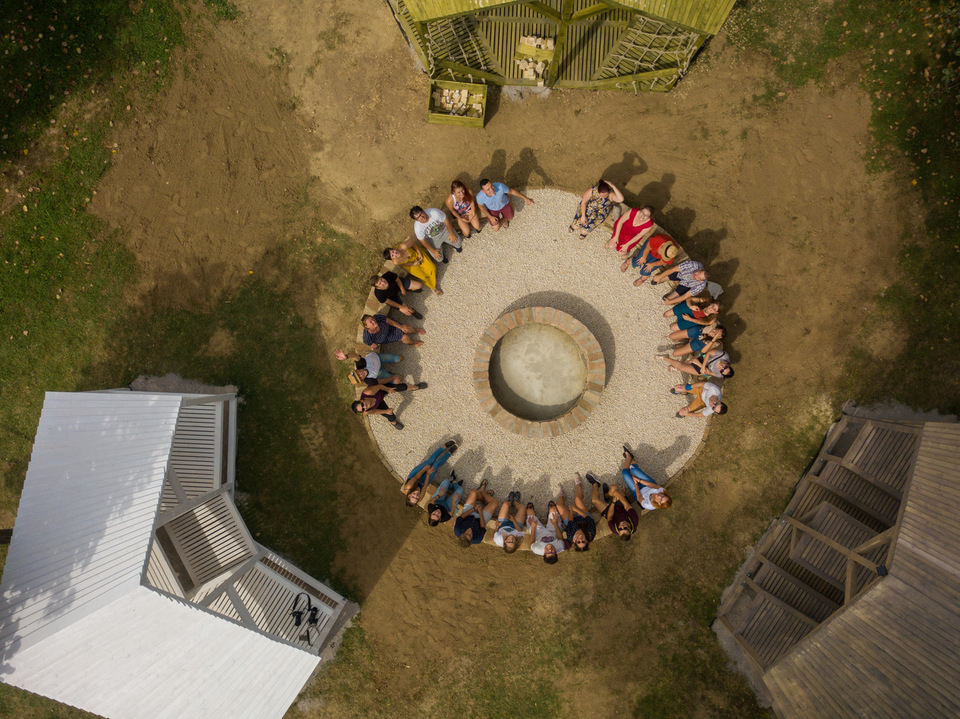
[507, 187, 534, 205]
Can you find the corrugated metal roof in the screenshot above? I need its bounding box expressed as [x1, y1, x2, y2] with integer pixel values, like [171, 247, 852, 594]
[3, 588, 319, 719]
[0, 391, 325, 719]
[403, 0, 734, 34]
[0, 391, 182, 653]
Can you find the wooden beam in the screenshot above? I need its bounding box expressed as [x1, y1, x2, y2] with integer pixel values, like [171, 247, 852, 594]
[545, 0, 574, 86]
[744, 578, 820, 628]
[570, 3, 609, 22]
[853, 526, 895, 554]
[822, 453, 903, 500]
[522, 1, 562, 22]
[587, 67, 680, 90]
[782, 515, 882, 572]
[844, 557, 857, 605]
[433, 59, 504, 84]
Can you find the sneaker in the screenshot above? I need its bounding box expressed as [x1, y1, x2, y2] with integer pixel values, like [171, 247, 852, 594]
[455, 245, 463, 253]
[393, 421, 404, 430]
[585, 472, 599, 486]
[412, 309, 424, 320]
[417, 381, 428, 390]
[601, 483, 610, 497]
[444, 439, 458, 454]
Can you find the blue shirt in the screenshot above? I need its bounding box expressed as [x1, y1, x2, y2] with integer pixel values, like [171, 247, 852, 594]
[476, 182, 510, 212]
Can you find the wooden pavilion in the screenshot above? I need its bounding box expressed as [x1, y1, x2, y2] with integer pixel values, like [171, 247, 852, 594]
[714, 414, 960, 717]
[388, 0, 737, 91]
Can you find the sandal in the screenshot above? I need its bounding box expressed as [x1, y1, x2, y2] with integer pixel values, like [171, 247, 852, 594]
[623, 446, 634, 462]
[585, 472, 599, 486]
[444, 439, 458, 453]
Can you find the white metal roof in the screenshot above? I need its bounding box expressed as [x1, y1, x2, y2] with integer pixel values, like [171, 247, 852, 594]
[0, 391, 321, 719]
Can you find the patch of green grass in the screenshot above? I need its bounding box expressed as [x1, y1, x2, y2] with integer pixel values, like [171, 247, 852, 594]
[204, 0, 241, 22]
[81, 272, 354, 591]
[729, 0, 960, 413]
[0, 131, 135, 515]
[0, 0, 185, 160]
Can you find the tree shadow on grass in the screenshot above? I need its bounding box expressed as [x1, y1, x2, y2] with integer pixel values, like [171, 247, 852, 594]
[80, 267, 420, 601]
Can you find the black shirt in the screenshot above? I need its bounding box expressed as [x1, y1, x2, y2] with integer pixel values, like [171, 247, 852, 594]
[374, 272, 403, 305]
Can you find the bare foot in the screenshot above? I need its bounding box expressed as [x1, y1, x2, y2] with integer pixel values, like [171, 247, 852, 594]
[435, 288, 444, 296]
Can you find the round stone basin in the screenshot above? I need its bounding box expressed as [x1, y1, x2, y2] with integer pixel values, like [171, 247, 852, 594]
[474, 307, 605, 436]
[490, 323, 587, 421]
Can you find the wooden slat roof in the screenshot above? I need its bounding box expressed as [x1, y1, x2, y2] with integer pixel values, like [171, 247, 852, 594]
[403, 0, 735, 35]
[763, 421, 960, 718]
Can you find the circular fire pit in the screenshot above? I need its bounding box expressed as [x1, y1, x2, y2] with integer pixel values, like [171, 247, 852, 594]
[474, 307, 605, 436]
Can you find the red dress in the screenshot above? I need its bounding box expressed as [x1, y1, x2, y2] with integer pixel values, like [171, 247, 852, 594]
[612, 208, 654, 253]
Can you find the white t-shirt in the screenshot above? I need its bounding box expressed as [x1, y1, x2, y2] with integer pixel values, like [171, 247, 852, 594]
[530, 519, 565, 556]
[701, 382, 722, 416]
[640, 485, 664, 511]
[362, 352, 381, 378]
[493, 525, 525, 547]
[413, 207, 449, 248]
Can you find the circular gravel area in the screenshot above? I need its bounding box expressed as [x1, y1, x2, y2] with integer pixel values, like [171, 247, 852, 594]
[369, 189, 705, 510]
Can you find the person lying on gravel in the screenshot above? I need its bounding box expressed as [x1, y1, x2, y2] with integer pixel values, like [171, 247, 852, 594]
[384, 242, 442, 296]
[427, 469, 465, 526]
[476, 178, 534, 232]
[661, 294, 714, 322]
[656, 350, 734, 380]
[402, 440, 458, 508]
[411, 205, 461, 264]
[335, 348, 401, 381]
[529, 500, 568, 563]
[672, 324, 726, 358]
[351, 379, 426, 430]
[361, 313, 425, 350]
[620, 448, 672, 512]
[454, 480, 498, 546]
[651, 259, 708, 306]
[556, 473, 597, 552]
[587, 472, 638, 542]
[369, 271, 423, 319]
[627, 233, 678, 281]
[667, 301, 721, 334]
[672, 381, 726, 418]
[494, 491, 533, 554]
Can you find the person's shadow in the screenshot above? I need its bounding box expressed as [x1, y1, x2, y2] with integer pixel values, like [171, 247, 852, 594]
[506, 147, 553, 189]
[477, 149, 507, 185]
[601, 151, 647, 202]
[636, 173, 675, 212]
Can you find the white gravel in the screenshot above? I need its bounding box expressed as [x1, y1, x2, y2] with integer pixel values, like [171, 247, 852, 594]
[369, 189, 705, 511]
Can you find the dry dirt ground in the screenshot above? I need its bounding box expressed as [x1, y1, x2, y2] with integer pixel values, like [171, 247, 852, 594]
[88, 0, 913, 715]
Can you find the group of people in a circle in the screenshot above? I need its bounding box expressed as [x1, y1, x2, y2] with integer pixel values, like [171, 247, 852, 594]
[399, 439, 671, 562]
[336, 174, 739, 557]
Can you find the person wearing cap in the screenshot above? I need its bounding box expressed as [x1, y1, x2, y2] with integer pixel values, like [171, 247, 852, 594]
[493, 491, 533, 554]
[453, 480, 498, 546]
[627, 233, 678, 284]
[476, 178, 534, 232]
[672, 381, 727, 418]
[402, 441, 458, 508]
[651, 259, 708, 306]
[334, 348, 401, 382]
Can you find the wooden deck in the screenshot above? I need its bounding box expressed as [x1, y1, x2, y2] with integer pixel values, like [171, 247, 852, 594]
[715, 415, 922, 672]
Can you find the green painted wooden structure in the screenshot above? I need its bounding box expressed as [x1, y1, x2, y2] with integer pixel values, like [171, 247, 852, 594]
[387, 0, 735, 91]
